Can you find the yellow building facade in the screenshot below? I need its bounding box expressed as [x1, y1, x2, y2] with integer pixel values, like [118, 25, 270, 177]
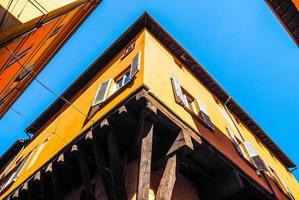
[0, 13, 298, 200]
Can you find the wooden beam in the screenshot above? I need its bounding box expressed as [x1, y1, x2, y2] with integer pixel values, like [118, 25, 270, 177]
[71, 145, 94, 200]
[167, 129, 193, 156]
[40, 171, 53, 200]
[45, 162, 63, 200]
[137, 102, 156, 200]
[156, 155, 177, 200]
[85, 129, 116, 200]
[106, 126, 128, 200]
[116, 105, 137, 127]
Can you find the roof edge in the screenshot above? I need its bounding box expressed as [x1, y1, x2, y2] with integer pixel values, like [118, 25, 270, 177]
[25, 12, 296, 168]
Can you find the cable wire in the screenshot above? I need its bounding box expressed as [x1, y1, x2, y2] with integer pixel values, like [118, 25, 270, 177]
[3, 46, 96, 126]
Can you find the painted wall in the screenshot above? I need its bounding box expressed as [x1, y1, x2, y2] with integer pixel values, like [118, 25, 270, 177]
[143, 29, 299, 198]
[0, 30, 145, 199]
[0, 0, 78, 24]
[1, 26, 298, 199]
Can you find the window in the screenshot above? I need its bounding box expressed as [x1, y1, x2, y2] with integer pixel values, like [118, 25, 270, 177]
[91, 52, 141, 107]
[92, 79, 112, 106]
[116, 70, 130, 89]
[129, 52, 141, 79]
[0, 147, 24, 180]
[271, 168, 295, 199]
[0, 151, 33, 191]
[182, 91, 197, 113]
[226, 126, 246, 157]
[7, 45, 33, 66]
[26, 140, 48, 170]
[48, 24, 64, 39]
[242, 141, 267, 172]
[170, 74, 214, 131]
[18, 64, 33, 81]
[196, 98, 214, 130]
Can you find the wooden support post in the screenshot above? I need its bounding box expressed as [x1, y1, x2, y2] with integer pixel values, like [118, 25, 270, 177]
[45, 162, 63, 200]
[40, 171, 53, 200]
[106, 125, 128, 200]
[137, 102, 156, 200]
[117, 105, 137, 127]
[85, 129, 116, 200]
[71, 145, 94, 200]
[156, 155, 177, 200]
[167, 129, 193, 156]
[20, 182, 29, 200]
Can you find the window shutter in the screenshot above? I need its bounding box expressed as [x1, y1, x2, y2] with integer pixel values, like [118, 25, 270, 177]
[129, 52, 141, 79]
[226, 126, 239, 146]
[170, 75, 185, 105]
[182, 95, 189, 108]
[18, 64, 33, 80]
[92, 79, 112, 106]
[274, 171, 294, 199]
[196, 99, 214, 130]
[226, 126, 246, 157]
[243, 141, 267, 171]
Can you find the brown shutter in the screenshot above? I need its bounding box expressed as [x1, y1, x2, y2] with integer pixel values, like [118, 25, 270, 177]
[243, 141, 267, 171]
[92, 79, 112, 106]
[170, 75, 185, 105]
[196, 99, 214, 130]
[129, 52, 141, 79]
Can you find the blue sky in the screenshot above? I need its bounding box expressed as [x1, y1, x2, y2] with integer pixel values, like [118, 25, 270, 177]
[0, 0, 299, 179]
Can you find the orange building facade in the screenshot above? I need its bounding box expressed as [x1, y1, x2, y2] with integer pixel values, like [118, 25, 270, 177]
[0, 0, 102, 118]
[0, 13, 298, 200]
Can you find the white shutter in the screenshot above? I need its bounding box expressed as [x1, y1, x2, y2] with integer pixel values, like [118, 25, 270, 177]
[170, 75, 185, 105]
[196, 99, 214, 130]
[243, 141, 267, 171]
[226, 126, 245, 156]
[243, 141, 258, 157]
[182, 95, 189, 108]
[275, 172, 295, 199]
[226, 126, 239, 146]
[129, 52, 141, 79]
[92, 79, 112, 106]
[196, 99, 208, 115]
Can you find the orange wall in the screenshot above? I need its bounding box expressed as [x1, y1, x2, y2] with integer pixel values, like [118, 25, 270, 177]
[292, 0, 299, 10]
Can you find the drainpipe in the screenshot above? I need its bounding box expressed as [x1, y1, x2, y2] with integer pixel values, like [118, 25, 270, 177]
[224, 96, 245, 142]
[224, 97, 277, 198]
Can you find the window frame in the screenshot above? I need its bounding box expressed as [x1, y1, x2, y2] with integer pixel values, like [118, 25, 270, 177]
[0, 150, 33, 192]
[115, 69, 130, 90]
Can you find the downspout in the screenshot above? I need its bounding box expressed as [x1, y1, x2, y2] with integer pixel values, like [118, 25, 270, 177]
[224, 96, 277, 198]
[224, 96, 245, 142]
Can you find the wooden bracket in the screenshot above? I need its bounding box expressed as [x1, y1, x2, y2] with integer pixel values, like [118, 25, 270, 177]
[167, 129, 193, 156]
